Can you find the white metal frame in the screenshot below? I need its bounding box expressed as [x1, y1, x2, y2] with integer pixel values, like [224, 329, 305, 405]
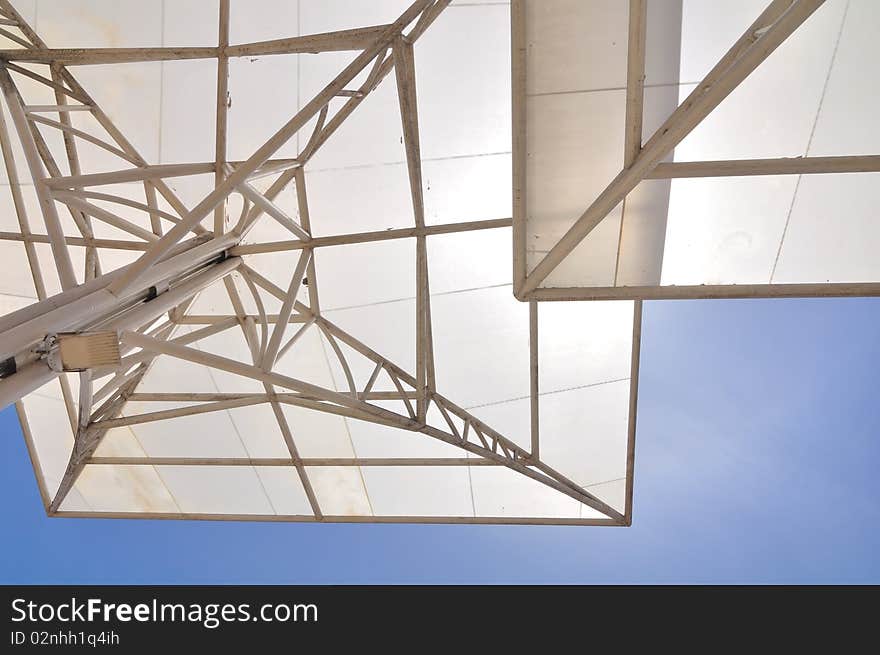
[512, 0, 880, 301]
[0, 0, 639, 526]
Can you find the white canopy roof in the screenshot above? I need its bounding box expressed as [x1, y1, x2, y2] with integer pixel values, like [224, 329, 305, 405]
[1, 0, 639, 525]
[515, 0, 880, 299]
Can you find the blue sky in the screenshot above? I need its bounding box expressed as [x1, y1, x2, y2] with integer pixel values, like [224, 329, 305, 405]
[2, 297, 878, 584]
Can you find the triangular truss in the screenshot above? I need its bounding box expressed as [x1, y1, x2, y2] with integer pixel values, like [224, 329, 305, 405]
[0, 0, 626, 525]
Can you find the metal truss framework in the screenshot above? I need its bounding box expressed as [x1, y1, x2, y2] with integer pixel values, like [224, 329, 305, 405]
[512, 0, 880, 301]
[0, 0, 635, 526]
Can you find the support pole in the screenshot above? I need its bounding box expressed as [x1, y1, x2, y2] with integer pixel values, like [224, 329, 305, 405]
[214, 0, 230, 235]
